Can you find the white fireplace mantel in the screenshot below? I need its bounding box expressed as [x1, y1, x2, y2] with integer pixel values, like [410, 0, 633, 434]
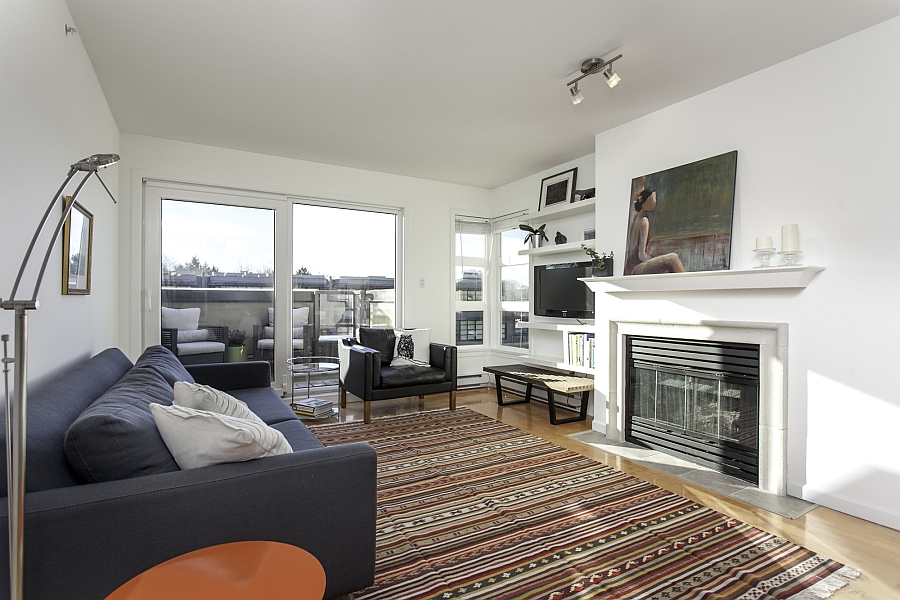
[581, 265, 824, 294]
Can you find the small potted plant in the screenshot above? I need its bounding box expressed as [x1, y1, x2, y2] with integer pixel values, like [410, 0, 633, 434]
[227, 329, 247, 362]
[519, 223, 549, 248]
[582, 245, 614, 276]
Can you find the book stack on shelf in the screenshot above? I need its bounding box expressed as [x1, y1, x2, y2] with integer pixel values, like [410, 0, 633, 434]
[290, 397, 334, 418]
[568, 332, 596, 369]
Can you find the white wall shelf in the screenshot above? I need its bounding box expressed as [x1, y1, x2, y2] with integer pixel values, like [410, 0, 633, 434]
[581, 265, 824, 294]
[516, 354, 562, 368]
[519, 199, 596, 226]
[515, 321, 595, 330]
[518, 239, 593, 257]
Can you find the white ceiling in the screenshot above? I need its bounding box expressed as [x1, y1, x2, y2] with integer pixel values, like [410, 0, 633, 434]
[66, 0, 900, 189]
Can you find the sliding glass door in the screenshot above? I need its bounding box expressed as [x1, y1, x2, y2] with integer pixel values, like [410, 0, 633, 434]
[144, 182, 402, 389]
[293, 203, 397, 358]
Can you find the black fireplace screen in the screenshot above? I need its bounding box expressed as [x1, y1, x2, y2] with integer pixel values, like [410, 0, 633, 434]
[626, 336, 760, 483]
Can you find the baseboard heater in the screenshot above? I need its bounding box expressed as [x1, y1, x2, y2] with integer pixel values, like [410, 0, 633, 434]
[458, 373, 486, 390]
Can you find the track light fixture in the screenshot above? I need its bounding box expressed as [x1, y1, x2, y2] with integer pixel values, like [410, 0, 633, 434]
[570, 82, 584, 105]
[566, 54, 622, 103]
[603, 66, 621, 88]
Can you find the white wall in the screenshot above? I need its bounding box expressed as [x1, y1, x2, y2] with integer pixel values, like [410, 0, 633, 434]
[592, 17, 900, 529]
[0, 0, 120, 389]
[116, 134, 491, 360]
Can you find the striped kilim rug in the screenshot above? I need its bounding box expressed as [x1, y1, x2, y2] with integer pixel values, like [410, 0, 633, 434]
[309, 408, 858, 600]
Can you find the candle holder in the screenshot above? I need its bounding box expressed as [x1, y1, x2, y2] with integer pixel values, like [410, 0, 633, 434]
[778, 251, 802, 266]
[753, 248, 775, 268]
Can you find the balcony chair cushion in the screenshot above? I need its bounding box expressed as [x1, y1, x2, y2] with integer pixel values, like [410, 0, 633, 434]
[390, 328, 431, 367]
[173, 382, 262, 424]
[380, 364, 448, 388]
[63, 364, 180, 483]
[267, 307, 310, 327]
[177, 328, 209, 344]
[177, 341, 226, 356]
[149, 404, 293, 470]
[135, 345, 195, 386]
[358, 328, 395, 366]
[161, 306, 201, 331]
[257, 338, 305, 351]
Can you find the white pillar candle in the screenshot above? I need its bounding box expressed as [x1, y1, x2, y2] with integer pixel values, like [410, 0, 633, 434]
[755, 236, 773, 250]
[781, 224, 800, 252]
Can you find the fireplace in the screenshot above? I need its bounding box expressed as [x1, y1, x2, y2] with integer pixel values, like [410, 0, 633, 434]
[603, 319, 787, 496]
[625, 336, 760, 484]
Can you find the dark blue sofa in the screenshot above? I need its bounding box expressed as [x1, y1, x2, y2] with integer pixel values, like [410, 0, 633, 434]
[0, 346, 376, 600]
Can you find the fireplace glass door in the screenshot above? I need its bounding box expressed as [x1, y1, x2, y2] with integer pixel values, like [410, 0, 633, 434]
[626, 336, 760, 483]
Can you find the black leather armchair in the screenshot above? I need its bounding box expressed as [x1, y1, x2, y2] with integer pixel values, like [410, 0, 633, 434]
[339, 328, 457, 423]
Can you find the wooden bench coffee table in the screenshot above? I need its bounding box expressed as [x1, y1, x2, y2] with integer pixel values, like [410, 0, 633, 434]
[483, 364, 592, 425]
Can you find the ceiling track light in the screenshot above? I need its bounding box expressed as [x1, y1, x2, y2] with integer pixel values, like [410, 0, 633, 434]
[570, 82, 584, 105]
[566, 54, 623, 102]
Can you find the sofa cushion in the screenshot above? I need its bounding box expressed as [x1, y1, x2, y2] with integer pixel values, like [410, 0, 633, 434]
[161, 306, 200, 331]
[1, 348, 135, 495]
[380, 365, 447, 388]
[229, 387, 298, 425]
[359, 328, 395, 366]
[136, 345, 195, 386]
[150, 404, 293, 470]
[271, 420, 325, 452]
[63, 365, 180, 483]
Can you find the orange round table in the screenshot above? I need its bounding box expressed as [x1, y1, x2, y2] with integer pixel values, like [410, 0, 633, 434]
[107, 541, 326, 600]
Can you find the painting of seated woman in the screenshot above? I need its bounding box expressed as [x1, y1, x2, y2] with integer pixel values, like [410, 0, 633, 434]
[624, 151, 738, 276]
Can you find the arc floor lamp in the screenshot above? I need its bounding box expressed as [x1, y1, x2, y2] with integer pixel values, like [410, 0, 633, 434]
[2, 153, 119, 600]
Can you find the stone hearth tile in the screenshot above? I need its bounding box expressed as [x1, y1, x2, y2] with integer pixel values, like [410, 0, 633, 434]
[634, 453, 706, 476]
[680, 468, 750, 496]
[730, 487, 817, 520]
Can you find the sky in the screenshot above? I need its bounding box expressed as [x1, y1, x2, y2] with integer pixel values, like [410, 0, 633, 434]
[161, 200, 396, 277]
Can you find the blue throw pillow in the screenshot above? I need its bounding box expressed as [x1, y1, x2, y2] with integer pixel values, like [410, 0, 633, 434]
[64, 364, 181, 483]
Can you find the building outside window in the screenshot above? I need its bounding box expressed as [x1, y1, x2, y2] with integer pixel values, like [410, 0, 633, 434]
[454, 216, 490, 346]
[498, 227, 529, 348]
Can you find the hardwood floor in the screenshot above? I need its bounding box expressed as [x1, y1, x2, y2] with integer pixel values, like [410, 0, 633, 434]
[327, 388, 900, 599]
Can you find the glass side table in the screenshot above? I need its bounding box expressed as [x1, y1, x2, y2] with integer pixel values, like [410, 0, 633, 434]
[286, 356, 340, 419]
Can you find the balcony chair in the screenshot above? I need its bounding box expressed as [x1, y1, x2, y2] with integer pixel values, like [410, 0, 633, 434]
[254, 306, 314, 361]
[339, 327, 457, 424]
[160, 306, 227, 365]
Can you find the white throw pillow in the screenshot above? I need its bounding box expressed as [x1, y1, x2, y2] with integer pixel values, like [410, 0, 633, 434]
[176, 328, 209, 344]
[173, 382, 263, 424]
[161, 307, 201, 331]
[390, 328, 431, 367]
[150, 404, 292, 470]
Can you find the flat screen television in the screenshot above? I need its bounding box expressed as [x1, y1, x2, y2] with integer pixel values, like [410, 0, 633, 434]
[534, 261, 594, 319]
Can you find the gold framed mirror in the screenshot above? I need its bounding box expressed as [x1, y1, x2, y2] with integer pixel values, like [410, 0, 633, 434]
[61, 196, 93, 295]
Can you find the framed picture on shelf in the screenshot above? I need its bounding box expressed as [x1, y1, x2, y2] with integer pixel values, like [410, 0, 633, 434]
[582, 228, 595, 241]
[538, 167, 577, 211]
